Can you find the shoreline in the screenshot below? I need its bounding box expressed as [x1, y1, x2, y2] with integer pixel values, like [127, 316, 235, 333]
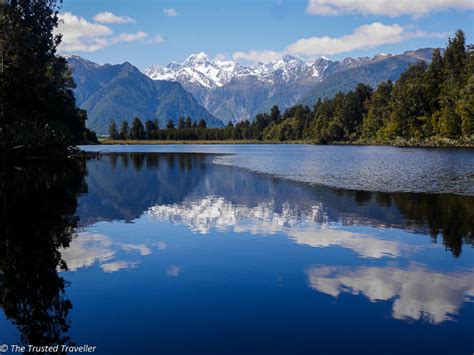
[98, 138, 474, 148]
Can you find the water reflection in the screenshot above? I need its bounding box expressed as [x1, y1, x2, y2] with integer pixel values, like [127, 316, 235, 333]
[59, 232, 164, 272]
[74, 153, 474, 328]
[1, 152, 473, 353]
[0, 159, 87, 350]
[148, 197, 404, 259]
[306, 264, 474, 324]
[78, 153, 474, 257]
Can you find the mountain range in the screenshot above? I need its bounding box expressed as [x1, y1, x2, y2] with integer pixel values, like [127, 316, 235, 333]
[67, 56, 223, 134]
[144, 49, 436, 123]
[68, 48, 436, 133]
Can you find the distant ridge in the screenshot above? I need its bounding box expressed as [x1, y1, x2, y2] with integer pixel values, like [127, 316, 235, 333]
[67, 56, 223, 134]
[144, 48, 438, 123]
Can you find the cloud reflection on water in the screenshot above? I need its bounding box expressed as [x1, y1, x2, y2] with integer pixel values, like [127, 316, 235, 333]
[306, 264, 474, 324]
[148, 196, 407, 259]
[60, 232, 165, 272]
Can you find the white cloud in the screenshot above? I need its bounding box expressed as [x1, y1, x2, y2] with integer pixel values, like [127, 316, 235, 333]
[93, 11, 135, 24]
[167, 265, 182, 277]
[56, 12, 149, 52]
[147, 197, 414, 259]
[101, 261, 139, 273]
[306, 0, 474, 18]
[122, 243, 152, 256]
[155, 241, 168, 250]
[288, 228, 402, 259]
[233, 50, 283, 62]
[56, 12, 112, 52]
[233, 22, 445, 62]
[60, 233, 115, 271]
[113, 31, 148, 43]
[214, 53, 228, 61]
[306, 264, 474, 324]
[60, 232, 160, 272]
[163, 8, 180, 17]
[152, 34, 165, 44]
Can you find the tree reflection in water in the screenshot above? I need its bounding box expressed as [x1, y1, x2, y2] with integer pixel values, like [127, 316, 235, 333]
[0, 152, 473, 348]
[0, 158, 87, 351]
[79, 153, 473, 257]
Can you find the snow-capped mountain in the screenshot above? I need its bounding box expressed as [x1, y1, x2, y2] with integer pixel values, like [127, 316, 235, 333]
[145, 52, 240, 88]
[144, 49, 436, 123]
[144, 53, 338, 123]
[145, 52, 333, 89]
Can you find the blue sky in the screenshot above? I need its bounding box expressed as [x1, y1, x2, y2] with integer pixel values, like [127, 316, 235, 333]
[57, 0, 474, 69]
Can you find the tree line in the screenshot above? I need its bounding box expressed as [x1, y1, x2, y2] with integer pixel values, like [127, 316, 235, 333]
[108, 30, 472, 145]
[108, 117, 238, 141]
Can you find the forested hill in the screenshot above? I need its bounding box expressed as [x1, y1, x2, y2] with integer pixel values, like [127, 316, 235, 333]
[269, 31, 472, 145]
[67, 56, 224, 134]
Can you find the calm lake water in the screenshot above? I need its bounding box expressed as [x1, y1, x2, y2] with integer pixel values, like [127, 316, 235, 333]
[1, 145, 473, 354]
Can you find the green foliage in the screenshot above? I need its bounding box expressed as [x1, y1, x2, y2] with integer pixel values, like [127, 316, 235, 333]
[130, 117, 145, 140]
[1, 0, 92, 156]
[108, 120, 119, 140]
[119, 121, 129, 140]
[198, 119, 207, 129]
[361, 81, 393, 139]
[166, 120, 175, 129]
[145, 119, 159, 139]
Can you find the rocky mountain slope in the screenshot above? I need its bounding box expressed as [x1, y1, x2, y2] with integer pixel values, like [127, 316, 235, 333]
[67, 56, 223, 134]
[145, 49, 436, 123]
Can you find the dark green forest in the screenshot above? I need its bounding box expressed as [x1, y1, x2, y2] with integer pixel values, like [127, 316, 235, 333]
[0, 0, 96, 157]
[109, 30, 473, 146]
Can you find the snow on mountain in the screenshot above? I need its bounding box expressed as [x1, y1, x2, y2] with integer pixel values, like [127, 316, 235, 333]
[144, 52, 331, 89]
[145, 52, 240, 88]
[144, 49, 436, 123]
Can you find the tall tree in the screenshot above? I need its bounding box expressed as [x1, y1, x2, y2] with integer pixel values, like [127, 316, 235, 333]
[198, 119, 207, 129]
[145, 119, 158, 139]
[166, 120, 175, 129]
[387, 62, 430, 139]
[177, 116, 185, 130]
[130, 117, 145, 140]
[108, 120, 118, 140]
[436, 30, 468, 137]
[119, 121, 129, 140]
[1, 0, 90, 155]
[185, 116, 192, 129]
[362, 81, 393, 139]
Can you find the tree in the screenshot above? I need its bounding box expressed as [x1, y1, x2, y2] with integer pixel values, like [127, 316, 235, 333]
[270, 105, 281, 123]
[456, 44, 474, 137]
[119, 121, 129, 140]
[362, 81, 393, 139]
[387, 62, 430, 139]
[130, 117, 145, 140]
[436, 30, 468, 137]
[185, 116, 192, 129]
[198, 119, 207, 129]
[145, 120, 159, 139]
[108, 120, 119, 140]
[177, 117, 185, 130]
[455, 74, 474, 136]
[166, 120, 175, 129]
[1, 0, 90, 155]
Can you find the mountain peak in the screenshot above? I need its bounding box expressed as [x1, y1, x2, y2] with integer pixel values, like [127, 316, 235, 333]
[183, 52, 211, 66]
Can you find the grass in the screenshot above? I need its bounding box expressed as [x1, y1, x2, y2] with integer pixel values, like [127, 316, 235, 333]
[99, 136, 474, 147]
[99, 139, 306, 145]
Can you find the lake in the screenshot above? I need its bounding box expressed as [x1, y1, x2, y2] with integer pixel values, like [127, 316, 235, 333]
[0, 145, 473, 355]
